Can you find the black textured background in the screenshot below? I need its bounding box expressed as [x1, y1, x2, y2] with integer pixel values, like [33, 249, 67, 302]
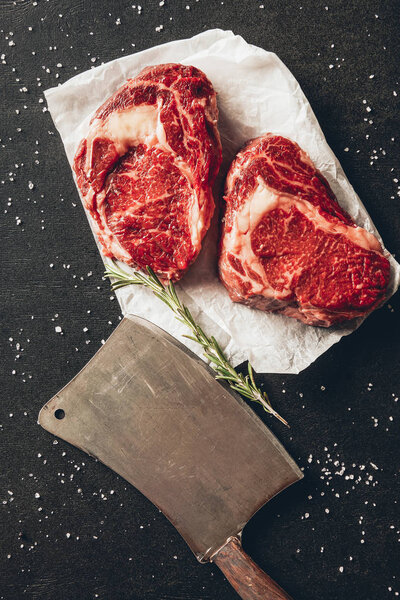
[1, 1, 400, 599]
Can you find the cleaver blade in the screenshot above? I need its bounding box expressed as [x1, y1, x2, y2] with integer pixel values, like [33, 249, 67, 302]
[39, 315, 302, 599]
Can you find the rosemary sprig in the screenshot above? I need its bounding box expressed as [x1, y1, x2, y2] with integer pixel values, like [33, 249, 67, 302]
[104, 261, 288, 426]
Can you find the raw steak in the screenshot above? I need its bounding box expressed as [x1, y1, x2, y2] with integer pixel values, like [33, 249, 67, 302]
[219, 134, 390, 327]
[74, 64, 222, 281]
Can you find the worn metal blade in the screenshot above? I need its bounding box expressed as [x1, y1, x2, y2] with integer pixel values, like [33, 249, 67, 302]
[39, 315, 302, 562]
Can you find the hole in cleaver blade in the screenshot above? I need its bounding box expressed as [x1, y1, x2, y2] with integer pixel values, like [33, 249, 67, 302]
[38, 314, 303, 562]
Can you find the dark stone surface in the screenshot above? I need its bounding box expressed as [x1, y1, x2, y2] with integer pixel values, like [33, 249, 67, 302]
[1, 1, 399, 599]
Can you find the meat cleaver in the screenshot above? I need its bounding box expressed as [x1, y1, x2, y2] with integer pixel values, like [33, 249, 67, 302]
[39, 315, 303, 599]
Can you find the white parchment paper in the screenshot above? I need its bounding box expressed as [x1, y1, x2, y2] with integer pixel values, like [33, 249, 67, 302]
[45, 29, 400, 374]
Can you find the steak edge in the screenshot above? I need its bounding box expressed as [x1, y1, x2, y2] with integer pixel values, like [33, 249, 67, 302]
[73, 63, 222, 281]
[219, 134, 390, 327]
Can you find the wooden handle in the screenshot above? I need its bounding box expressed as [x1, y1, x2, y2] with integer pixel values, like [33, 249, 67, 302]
[212, 537, 294, 600]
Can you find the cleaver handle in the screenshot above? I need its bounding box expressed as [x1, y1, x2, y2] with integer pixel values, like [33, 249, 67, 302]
[212, 537, 294, 600]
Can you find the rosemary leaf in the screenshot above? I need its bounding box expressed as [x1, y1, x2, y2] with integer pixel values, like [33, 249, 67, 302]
[181, 335, 202, 343]
[104, 261, 287, 426]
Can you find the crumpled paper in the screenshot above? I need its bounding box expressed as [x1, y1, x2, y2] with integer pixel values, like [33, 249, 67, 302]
[45, 29, 400, 374]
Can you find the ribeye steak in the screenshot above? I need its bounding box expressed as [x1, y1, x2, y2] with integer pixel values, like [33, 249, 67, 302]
[74, 64, 222, 281]
[219, 134, 390, 327]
